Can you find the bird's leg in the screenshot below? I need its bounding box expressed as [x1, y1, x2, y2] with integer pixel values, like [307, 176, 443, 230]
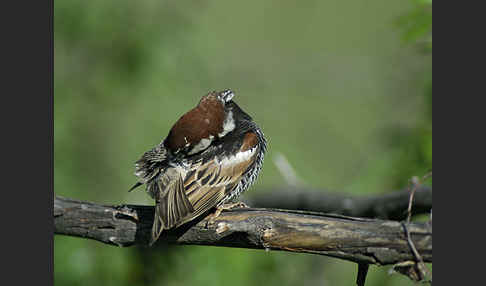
[206, 202, 250, 227]
[220, 201, 250, 210]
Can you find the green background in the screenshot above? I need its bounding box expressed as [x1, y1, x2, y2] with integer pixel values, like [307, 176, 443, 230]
[54, 0, 432, 285]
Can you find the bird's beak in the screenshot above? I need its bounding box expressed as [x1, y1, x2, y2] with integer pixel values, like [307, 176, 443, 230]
[220, 90, 235, 102]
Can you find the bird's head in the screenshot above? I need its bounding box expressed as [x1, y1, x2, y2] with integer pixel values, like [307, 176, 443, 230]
[198, 89, 234, 109]
[165, 89, 251, 155]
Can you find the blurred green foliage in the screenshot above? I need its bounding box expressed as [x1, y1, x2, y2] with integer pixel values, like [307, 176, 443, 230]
[389, 0, 432, 189]
[54, 0, 431, 285]
[397, 0, 432, 52]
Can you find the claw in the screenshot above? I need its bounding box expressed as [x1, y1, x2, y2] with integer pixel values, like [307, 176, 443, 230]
[205, 202, 249, 228]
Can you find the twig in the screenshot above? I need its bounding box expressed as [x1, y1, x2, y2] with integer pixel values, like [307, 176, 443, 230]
[273, 152, 303, 186]
[356, 263, 369, 286]
[407, 171, 432, 223]
[401, 222, 432, 283]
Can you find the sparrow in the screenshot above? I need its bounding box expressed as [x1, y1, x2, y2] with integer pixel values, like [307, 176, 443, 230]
[129, 90, 267, 245]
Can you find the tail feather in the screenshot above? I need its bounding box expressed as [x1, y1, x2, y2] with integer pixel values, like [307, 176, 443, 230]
[134, 145, 168, 181]
[150, 173, 194, 246]
[128, 182, 143, 192]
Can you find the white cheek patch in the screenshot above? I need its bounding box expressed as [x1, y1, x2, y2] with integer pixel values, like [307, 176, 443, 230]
[188, 135, 214, 155]
[218, 147, 256, 167]
[219, 111, 235, 138]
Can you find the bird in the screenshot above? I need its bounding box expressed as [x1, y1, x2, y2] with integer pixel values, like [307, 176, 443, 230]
[129, 90, 267, 245]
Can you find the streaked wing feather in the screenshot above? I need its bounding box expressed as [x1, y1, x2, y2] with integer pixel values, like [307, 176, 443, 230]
[151, 170, 194, 244]
[177, 148, 257, 225]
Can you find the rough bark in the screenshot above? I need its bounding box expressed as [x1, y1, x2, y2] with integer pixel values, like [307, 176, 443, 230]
[54, 195, 432, 266]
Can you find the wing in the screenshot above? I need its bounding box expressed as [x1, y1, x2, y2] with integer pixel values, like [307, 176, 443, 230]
[150, 132, 260, 244]
[184, 148, 258, 219]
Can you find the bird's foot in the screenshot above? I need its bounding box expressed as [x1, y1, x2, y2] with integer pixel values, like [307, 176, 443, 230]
[206, 202, 250, 227]
[221, 201, 250, 210]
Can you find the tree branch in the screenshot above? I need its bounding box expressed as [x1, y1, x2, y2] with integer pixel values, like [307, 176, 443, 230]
[249, 185, 432, 220]
[54, 195, 432, 267]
